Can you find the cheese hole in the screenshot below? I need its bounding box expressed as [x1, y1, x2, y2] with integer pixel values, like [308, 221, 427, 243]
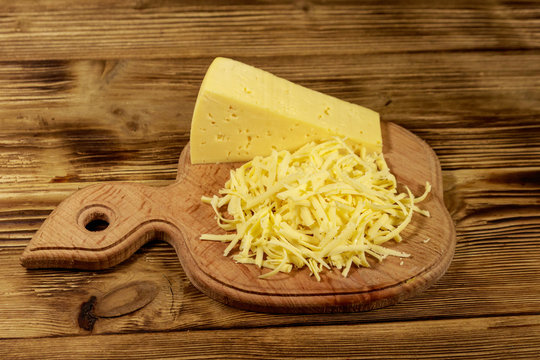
[216, 134, 224, 141]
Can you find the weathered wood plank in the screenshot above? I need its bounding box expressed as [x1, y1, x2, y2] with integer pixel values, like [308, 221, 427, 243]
[2, 315, 539, 359]
[0, 0, 538, 61]
[443, 167, 540, 220]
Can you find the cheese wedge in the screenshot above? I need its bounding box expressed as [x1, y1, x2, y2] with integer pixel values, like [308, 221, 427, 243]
[190, 57, 382, 164]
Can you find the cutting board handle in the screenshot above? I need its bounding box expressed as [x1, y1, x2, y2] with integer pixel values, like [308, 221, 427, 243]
[20, 182, 188, 270]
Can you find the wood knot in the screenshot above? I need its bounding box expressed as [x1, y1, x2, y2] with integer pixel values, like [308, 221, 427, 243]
[77, 281, 159, 331]
[78, 296, 98, 331]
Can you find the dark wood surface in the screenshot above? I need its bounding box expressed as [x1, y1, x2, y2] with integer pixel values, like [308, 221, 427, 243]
[1, 0, 539, 358]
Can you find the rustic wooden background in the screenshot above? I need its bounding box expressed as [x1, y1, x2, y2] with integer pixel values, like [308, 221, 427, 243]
[1, 0, 539, 358]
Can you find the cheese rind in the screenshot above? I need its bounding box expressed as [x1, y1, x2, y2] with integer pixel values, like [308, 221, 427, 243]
[190, 57, 382, 164]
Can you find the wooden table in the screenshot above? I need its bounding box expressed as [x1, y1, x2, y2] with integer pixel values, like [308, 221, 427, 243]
[1, 1, 539, 358]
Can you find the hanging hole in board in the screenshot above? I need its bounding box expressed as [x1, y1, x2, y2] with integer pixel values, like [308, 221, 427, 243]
[78, 205, 115, 233]
[84, 212, 110, 232]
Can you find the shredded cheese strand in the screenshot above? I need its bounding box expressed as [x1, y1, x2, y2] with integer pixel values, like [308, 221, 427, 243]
[201, 137, 431, 280]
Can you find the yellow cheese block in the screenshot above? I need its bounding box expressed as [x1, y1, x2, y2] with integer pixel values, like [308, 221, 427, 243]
[190, 57, 381, 164]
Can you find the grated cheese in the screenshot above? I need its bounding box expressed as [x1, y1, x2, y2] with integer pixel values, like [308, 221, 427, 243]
[201, 138, 431, 281]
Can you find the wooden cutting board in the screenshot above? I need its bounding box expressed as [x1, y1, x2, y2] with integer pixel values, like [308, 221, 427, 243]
[20, 121, 456, 313]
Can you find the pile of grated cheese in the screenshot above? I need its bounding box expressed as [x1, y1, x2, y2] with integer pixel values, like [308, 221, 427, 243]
[201, 137, 431, 281]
